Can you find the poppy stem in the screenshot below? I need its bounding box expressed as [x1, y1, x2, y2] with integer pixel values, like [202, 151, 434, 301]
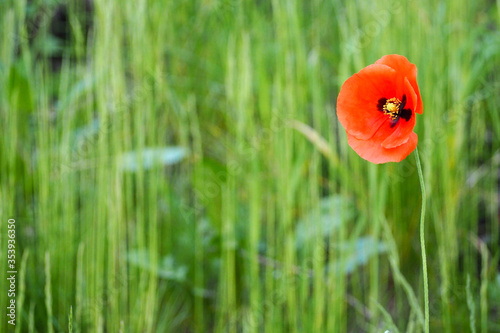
[415, 148, 429, 333]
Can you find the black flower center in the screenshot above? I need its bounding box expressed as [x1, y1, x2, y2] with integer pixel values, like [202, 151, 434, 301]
[377, 94, 412, 127]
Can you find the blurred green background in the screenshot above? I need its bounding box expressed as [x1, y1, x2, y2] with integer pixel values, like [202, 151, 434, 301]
[1, 0, 500, 332]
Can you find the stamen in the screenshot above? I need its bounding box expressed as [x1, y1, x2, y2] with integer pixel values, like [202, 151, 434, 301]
[383, 97, 401, 120]
[377, 95, 412, 126]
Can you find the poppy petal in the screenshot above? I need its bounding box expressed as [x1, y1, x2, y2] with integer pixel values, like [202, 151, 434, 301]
[337, 64, 400, 140]
[375, 54, 423, 114]
[347, 131, 418, 164]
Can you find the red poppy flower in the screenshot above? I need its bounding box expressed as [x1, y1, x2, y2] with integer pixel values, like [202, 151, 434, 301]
[336, 54, 423, 164]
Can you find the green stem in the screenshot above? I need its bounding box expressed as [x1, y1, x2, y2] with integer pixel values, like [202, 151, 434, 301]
[415, 148, 429, 333]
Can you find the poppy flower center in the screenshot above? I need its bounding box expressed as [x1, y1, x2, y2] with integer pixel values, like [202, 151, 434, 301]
[377, 94, 412, 126]
[383, 97, 401, 119]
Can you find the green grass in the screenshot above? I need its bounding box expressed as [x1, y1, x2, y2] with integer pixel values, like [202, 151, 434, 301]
[1, 0, 500, 332]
